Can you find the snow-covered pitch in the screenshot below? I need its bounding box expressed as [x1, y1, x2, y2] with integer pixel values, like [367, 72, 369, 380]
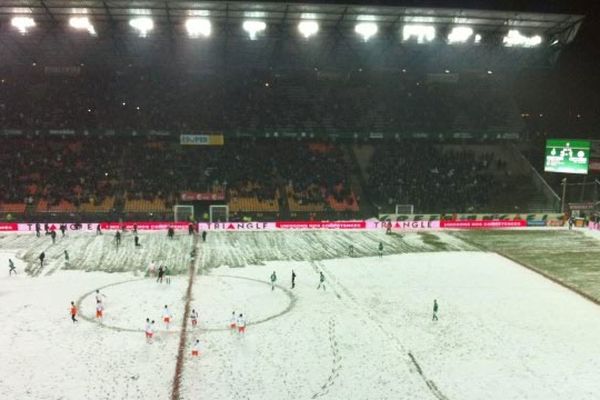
[1, 230, 599, 400]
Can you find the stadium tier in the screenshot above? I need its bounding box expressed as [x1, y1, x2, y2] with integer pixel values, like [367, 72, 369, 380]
[0, 136, 563, 221]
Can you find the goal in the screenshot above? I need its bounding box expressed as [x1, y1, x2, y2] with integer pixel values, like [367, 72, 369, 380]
[395, 204, 414, 214]
[174, 205, 194, 222]
[209, 205, 229, 223]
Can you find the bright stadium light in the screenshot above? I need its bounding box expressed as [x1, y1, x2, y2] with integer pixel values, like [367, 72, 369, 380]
[129, 17, 154, 37]
[69, 16, 96, 35]
[298, 20, 319, 38]
[11, 16, 35, 34]
[503, 30, 542, 48]
[403, 24, 436, 43]
[243, 20, 266, 40]
[355, 22, 378, 41]
[447, 26, 473, 44]
[185, 18, 211, 38]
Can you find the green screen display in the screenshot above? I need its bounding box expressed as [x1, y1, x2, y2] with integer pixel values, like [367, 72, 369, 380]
[544, 139, 590, 174]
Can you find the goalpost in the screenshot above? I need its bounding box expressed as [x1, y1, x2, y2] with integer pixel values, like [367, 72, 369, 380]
[395, 204, 414, 214]
[174, 205, 194, 222]
[209, 205, 229, 223]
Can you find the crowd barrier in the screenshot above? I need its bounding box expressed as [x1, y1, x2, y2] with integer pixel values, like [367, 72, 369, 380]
[379, 213, 564, 223]
[0, 219, 543, 232]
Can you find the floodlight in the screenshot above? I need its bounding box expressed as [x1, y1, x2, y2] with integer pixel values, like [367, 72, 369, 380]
[403, 25, 436, 43]
[474, 34, 482, 44]
[298, 21, 319, 38]
[355, 22, 378, 41]
[129, 17, 154, 37]
[11, 16, 35, 34]
[243, 20, 266, 40]
[185, 18, 211, 38]
[503, 30, 542, 48]
[69, 16, 96, 35]
[447, 26, 473, 44]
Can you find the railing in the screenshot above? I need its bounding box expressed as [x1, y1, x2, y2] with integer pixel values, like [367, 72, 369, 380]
[512, 144, 560, 212]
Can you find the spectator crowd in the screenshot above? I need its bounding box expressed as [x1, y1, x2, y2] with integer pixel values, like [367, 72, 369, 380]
[0, 67, 517, 135]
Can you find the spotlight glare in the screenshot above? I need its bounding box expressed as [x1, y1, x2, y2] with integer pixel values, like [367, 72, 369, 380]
[403, 24, 436, 43]
[355, 22, 378, 41]
[243, 20, 266, 40]
[11, 16, 35, 34]
[298, 20, 319, 38]
[69, 16, 96, 36]
[129, 17, 154, 37]
[503, 30, 542, 48]
[447, 26, 473, 44]
[185, 18, 211, 38]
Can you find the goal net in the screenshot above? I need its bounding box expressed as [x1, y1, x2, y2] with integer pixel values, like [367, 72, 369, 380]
[174, 205, 194, 222]
[395, 204, 414, 214]
[209, 205, 229, 223]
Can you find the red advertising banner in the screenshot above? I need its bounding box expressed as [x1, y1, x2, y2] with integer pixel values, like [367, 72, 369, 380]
[440, 220, 527, 228]
[1, 219, 545, 232]
[180, 191, 225, 201]
[275, 221, 366, 230]
[0, 223, 18, 231]
[99, 222, 191, 230]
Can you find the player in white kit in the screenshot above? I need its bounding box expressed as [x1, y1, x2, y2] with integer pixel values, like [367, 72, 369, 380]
[190, 309, 198, 328]
[191, 339, 201, 357]
[145, 318, 155, 343]
[237, 313, 246, 334]
[229, 311, 237, 330]
[163, 305, 172, 329]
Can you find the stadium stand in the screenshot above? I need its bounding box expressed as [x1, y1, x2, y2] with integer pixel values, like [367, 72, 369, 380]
[0, 68, 519, 135]
[366, 142, 498, 213]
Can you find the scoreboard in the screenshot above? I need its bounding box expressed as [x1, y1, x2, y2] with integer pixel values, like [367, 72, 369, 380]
[544, 139, 590, 175]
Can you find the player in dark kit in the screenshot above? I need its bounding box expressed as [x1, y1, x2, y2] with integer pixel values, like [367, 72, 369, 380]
[35, 223, 41, 237]
[291, 270, 297, 289]
[188, 223, 195, 235]
[134, 235, 141, 247]
[201, 231, 207, 242]
[115, 231, 121, 247]
[39, 252, 45, 268]
[317, 271, 326, 290]
[270, 271, 277, 291]
[50, 230, 57, 244]
[60, 224, 66, 237]
[8, 259, 16, 275]
[378, 242, 384, 258]
[432, 299, 439, 321]
[157, 266, 165, 283]
[167, 227, 175, 239]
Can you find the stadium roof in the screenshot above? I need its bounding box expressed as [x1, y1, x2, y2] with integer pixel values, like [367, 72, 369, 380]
[0, 1, 584, 69]
[0, 1, 583, 38]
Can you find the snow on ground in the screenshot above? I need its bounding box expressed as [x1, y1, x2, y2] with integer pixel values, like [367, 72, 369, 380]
[1, 230, 600, 400]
